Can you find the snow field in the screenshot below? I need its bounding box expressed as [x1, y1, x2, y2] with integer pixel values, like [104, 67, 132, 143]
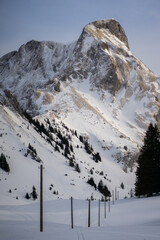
[0, 196, 160, 240]
[0, 104, 137, 205]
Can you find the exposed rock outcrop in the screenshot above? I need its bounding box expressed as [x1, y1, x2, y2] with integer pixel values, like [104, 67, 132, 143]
[0, 19, 159, 129]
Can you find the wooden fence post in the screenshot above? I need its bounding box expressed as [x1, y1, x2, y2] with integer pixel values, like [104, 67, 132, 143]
[40, 164, 43, 232]
[108, 197, 110, 212]
[115, 187, 117, 201]
[104, 196, 106, 219]
[112, 190, 114, 205]
[88, 199, 90, 227]
[71, 197, 73, 229]
[98, 199, 100, 227]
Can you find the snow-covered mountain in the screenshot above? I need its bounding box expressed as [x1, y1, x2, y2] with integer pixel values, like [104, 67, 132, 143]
[0, 101, 135, 204]
[0, 19, 160, 203]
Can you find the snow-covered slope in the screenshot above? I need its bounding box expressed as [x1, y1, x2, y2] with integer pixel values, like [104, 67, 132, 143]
[0, 19, 160, 202]
[0, 103, 135, 204]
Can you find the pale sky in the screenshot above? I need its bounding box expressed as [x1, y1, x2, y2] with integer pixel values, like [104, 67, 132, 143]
[0, 0, 160, 76]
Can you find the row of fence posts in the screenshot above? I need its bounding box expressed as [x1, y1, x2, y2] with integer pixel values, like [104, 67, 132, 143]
[70, 196, 112, 229]
[39, 164, 119, 232]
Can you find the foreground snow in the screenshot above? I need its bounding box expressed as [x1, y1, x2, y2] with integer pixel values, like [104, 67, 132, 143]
[0, 196, 160, 240]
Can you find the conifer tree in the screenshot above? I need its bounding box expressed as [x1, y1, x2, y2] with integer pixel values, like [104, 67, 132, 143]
[0, 153, 10, 172]
[93, 152, 102, 162]
[87, 177, 97, 189]
[75, 163, 81, 173]
[69, 158, 74, 167]
[98, 179, 104, 193]
[25, 193, 30, 199]
[31, 186, 38, 200]
[84, 141, 92, 155]
[64, 145, 70, 157]
[98, 179, 110, 197]
[135, 123, 160, 196]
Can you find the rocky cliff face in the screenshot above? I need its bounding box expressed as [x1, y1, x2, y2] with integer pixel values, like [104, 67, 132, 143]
[0, 40, 75, 109]
[0, 19, 160, 137]
[91, 19, 129, 48]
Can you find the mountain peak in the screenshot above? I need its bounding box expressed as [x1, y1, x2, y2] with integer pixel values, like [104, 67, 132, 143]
[0, 19, 160, 203]
[86, 19, 129, 48]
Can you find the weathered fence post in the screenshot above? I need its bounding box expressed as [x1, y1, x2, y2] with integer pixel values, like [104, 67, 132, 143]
[88, 199, 90, 227]
[98, 199, 100, 227]
[112, 190, 114, 205]
[104, 196, 106, 219]
[115, 187, 117, 201]
[71, 197, 73, 229]
[108, 197, 110, 212]
[40, 164, 43, 232]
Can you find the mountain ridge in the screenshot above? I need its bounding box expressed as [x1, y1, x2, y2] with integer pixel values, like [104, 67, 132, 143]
[0, 19, 160, 202]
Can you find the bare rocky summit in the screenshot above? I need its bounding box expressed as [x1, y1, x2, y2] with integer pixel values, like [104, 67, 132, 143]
[0, 19, 159, 128]
[92, 19, 129, 48]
